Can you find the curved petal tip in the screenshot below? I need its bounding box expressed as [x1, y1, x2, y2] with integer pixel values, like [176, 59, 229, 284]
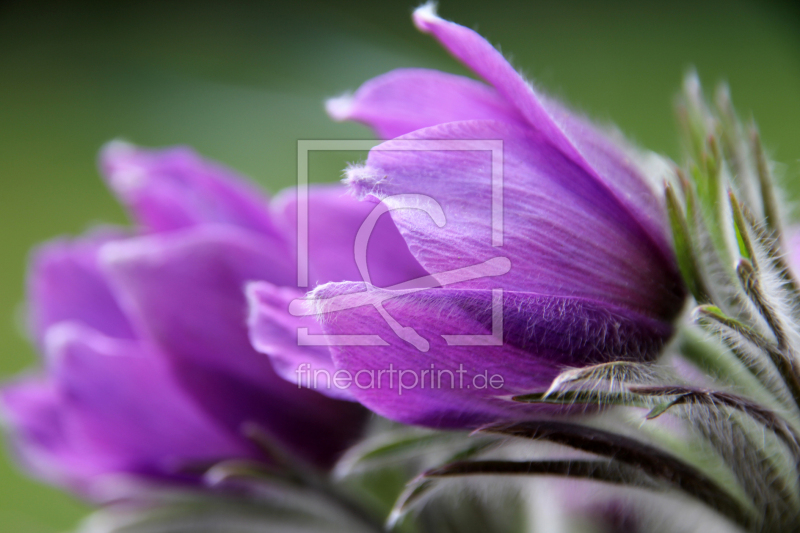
[413, 2, 441, 32]
[100, 139, 136, 161]
[41, 322, 83, 365]
[325, 94, 354, 122]
[342, 164, 384, 199]
[99, 140, 148, 195]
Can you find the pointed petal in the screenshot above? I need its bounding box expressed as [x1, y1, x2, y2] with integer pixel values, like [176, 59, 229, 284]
[347, 120, 684, 321]
[307, 282, 669, 427]
[412, 5, 672, 259]
[100, 226, 366, 468]
[27, 228, 136, 345]
[270, 184, 429, 288]
[100, 142, 280, 238]
[326, 68, 525, 139]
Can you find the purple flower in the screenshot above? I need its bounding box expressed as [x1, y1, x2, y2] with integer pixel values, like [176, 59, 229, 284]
[1, 142, 423, 496]
[250, 6, 686, 428]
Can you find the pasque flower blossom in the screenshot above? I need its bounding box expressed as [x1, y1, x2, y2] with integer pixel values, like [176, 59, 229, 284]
[0, 142, 424, 496]
[249, 5, 687, 428]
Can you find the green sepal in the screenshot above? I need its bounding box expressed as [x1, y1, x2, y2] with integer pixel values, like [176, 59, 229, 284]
[729, 190, 754, 263]
[665, 181, 710, 303]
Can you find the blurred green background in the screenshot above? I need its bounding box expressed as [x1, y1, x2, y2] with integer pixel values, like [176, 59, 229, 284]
[0, 0, 797, 530]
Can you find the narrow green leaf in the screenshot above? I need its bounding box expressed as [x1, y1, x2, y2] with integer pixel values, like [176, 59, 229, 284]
[645, 401, 676, 420]
[750, 126, 782, 237]
[715, 84, 759, 207]
[736, 259, 791, 352]
[741, 205, 800, 303]
[335, 429, 486, 478]
[706, 135, 722, 212]
[349, 433, 448, 465]
[665, 182, 711, 303]
[387, 479, 436, 529]
[729, 190, 754, 264]
[511, 389, 646, 408]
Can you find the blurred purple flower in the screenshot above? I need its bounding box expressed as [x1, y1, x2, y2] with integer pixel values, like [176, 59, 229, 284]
[1, 142, 423, 497]
[251, 5, 686, 428]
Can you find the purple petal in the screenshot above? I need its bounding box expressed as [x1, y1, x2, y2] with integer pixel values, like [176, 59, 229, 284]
[270, 184, 429, 288]
[246, 282, 353, 401]
[307, 282, 669, 427]
[100, 226, 366, 468]
[100, 141, 280, 238]
[2, 323, 254, 496]
[0, 378, 81, 488]
[346, 120, 684, 322]
[27, 228, 136, 345]
[327, 68, 526, 140]
[412, 5, 673, 261]
[45, 324, 255, 475]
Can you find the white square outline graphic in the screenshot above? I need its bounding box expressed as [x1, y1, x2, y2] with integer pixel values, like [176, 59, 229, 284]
[295, 139, 504, 348]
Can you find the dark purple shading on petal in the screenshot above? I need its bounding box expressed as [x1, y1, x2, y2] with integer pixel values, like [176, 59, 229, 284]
[270, 184, 429, 288]
[346, 120, 684, 322]
[100, 142, 281, 239]
[100, 226, 367, 468]
[309, 281, 669, 427]
[27, 228, 136, 345]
